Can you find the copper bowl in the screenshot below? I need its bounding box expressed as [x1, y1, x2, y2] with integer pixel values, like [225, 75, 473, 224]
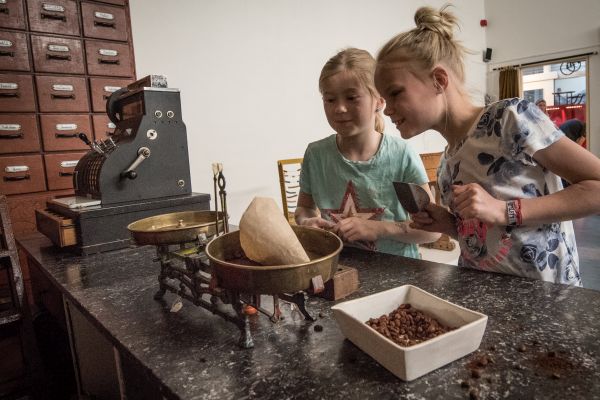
[205, 225, 343, 294]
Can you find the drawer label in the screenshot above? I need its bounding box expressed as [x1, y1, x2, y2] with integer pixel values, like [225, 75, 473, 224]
[0, 82, 18, 90]
[0, 124, 21, 131]
[0, 40, 13, 48]
[56, 123, 77, 131]
[42, 4, 65, 12]
[5, 166, 29, 173]
[103, 85, 121, 93]
[0, 0, 6, 4]
[94, 11, 114, 20]
[48, 44, 70, 52]
[52, 84, 74, 92]
[60, 160, 79, 168]
[108, 122, 116, 129]
[99, 48, 118, 57]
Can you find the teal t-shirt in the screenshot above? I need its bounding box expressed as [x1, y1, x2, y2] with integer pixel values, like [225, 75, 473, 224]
[299, 133, 428, 258]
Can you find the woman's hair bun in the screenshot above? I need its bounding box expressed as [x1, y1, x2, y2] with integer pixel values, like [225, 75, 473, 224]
[414, 5, 458, 40]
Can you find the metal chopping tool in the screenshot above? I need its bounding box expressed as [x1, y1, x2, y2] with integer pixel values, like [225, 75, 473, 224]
[393, 182, 430, 214]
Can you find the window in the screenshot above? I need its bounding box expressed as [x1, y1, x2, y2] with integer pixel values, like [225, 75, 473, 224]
[521, 56, 589, 148]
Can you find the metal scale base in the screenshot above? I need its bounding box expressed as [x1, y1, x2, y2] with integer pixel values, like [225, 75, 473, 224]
[154, 242, 315, 349]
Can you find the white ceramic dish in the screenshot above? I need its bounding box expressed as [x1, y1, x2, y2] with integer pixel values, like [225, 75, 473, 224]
[331, 284, 488, 381]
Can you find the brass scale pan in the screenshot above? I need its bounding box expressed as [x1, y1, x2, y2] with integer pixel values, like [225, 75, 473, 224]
[128, 211, 343, 294]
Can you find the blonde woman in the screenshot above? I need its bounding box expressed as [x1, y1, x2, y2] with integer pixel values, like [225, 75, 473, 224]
[296, 48, 439, 258]
[374, 6, 600, 285]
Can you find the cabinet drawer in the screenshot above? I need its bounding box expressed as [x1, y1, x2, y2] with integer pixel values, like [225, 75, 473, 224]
[85, 40, 133, 77]
[0, 154, 46, 195]
[0, 0, 26, 30]
[44, 152, 85, 190]
[0, 30, 30, 71]
[40, 114, 91, 151]
[31, 34, 84, 74]
[35, 208, 76, 247]
[0, 73, 35, 112]
[6, 189, 72, 236]
[89, 77, 132, 112]
[0, 114, 40, 154]
[27, 0, 80, 36]
[92, 114, 115, 140]
[81, 2, 128, 42]
[36, 75, 89, 113]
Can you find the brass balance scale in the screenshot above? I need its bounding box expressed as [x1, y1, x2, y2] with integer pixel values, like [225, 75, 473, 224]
[127, 170, 343, 348]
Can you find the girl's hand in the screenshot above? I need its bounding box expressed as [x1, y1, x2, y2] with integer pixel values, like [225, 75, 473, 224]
[334, 217, 381, 242]
[299, 216, 336, 230]
[452, 184, 507, 226]
[410, 202, 457, 237]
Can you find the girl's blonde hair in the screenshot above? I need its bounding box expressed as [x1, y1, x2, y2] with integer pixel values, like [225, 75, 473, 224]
[377, 5, 468, 84]
[319, 48, 385, 134]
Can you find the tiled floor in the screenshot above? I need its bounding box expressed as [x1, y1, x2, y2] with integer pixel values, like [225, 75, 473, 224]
[574, 214, 600, 291]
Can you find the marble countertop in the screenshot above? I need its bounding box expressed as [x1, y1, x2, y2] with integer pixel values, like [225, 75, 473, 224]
[19, 235, 600, 400]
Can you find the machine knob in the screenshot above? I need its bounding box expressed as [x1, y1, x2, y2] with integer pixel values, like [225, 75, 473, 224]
[122, 170, 137, 180]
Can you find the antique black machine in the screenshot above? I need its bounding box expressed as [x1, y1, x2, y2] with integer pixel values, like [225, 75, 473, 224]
[36, 75, 210, 255]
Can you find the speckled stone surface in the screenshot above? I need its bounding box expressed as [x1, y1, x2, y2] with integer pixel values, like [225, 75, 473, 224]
[19, 235, 600, 400]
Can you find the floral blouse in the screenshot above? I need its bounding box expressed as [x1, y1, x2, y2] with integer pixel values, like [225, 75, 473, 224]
[438, 98, 581, 286]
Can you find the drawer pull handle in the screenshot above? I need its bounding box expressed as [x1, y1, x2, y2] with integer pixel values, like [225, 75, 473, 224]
[0, 132, 23, 139]
[94, 21, 116, 29]
[51, 93, 75, 99]
[0, 50, 14, 57]
[4, 175, 30, 181]
[0, 7, 9, 15]
[55, 133, 78, 139]
[0, 92, 18, 98]
[59, 171, 74, 177]
[46, 53, 72, 61]
[41, 12, 66, 21]
[98, 58, 120, 65]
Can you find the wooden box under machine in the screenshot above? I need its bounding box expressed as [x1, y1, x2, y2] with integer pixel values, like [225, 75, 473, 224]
[35, 75, 210, 255]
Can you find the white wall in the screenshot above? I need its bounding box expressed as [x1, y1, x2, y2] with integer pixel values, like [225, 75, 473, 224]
[484, 0, 600, 156]
[129, 0, 486, 224]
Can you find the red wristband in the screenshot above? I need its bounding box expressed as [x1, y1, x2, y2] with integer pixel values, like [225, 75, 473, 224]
[506, 199, 522, 226]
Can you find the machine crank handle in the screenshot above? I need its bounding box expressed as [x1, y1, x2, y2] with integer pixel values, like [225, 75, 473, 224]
[78, 132, 105, 155]
[121, 147, 151, 180]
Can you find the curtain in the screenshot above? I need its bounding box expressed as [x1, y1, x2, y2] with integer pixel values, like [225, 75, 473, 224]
[499, 67, 520, 99]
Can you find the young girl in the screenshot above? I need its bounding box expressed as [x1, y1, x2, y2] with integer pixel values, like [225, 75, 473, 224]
[374, 6, 600, 285]
[295, 48, 440, 258]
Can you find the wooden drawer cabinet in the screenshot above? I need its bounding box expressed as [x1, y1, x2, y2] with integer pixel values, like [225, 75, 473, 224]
[1, 0, 134, 237]
[27, 0, 80, 36]
[81, 2, 128, 42]
[40, 114, 91, 151]
[92, 114, 115, 139]
[0, 73, 35, 112]
[89, 77, 132, 112]
[31, 34, 84, 74]
[85, 40, 133, 77]
[36, 75, 89, 112]
[0, 114, 40, 154]
[0, 0, 26, 30]
[0, 30, 30, 71]
[0, 154, 46, 195]
[43, 152, 85, 190]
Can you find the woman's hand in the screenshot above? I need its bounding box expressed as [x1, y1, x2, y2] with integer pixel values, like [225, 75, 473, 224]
[334, 217, 381, 242]
[452, 184, 506, 226]
[410, 202, 457, 237]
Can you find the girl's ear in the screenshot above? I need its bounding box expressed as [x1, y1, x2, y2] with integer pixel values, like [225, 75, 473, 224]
[375, 96, 385, 112]
[432, 67, 449, 93]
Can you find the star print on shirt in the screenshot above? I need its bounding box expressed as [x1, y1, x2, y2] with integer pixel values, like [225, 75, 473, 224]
[320, 181, 385, 251]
